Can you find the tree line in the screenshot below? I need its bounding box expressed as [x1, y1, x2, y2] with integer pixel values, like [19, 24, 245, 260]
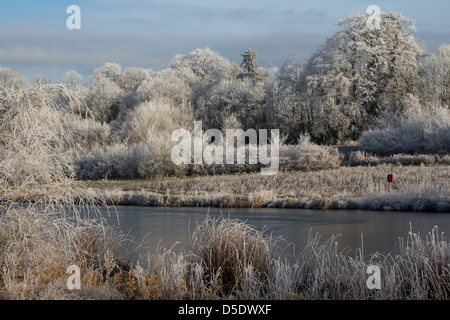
[0, 11, 448, 157]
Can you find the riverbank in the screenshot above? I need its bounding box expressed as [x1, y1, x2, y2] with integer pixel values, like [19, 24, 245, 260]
[80, 164, 450, 212]
[3, 207, 450, 300]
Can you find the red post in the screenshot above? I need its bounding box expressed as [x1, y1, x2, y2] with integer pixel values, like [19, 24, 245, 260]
[387, 174, 394, 191]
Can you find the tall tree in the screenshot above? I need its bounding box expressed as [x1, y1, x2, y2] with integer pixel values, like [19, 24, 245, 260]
[273, 61, 308, 142]
[426, 44, 450, 108]
[301, 12, 425, 143]
[0, 67, 27, 90]
[238, 48, 263, 81]
[169, 47, 237, 123]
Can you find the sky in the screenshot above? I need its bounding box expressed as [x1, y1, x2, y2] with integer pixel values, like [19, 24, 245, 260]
[0, 0, 449, 83]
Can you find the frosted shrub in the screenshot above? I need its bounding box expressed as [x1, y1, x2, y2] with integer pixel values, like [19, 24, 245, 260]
[86, 77, 123, 123]
[136, 68, 192, 107]
[0, 84, 101, 205]
[69, 117, 111, 154]
[361, 95, 450, 155]
[76, 98, 193, 180]
[119, 98, 192, 178]
[345, 151, 436, 167]
[120, 98, 192, 144]
[77, 140, 186, 180]
[76, 144, 141, 180]
[279, 133, 341, 171]
[136, 138, 186, 179]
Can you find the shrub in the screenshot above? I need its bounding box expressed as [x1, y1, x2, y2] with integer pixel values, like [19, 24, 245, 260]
[279, 133, 341, 171]
[0, 84, 99, 205]
[360, 95, 449, 155]
[345, 151, 436, 167]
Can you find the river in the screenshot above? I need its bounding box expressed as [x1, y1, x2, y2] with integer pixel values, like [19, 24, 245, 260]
[100, 206, 450, 259]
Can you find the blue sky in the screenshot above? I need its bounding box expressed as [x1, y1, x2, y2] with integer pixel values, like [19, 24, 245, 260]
[0, 0, 449, 82]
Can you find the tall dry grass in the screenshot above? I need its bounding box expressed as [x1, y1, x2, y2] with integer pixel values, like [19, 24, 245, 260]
[93, 218, 450, 300]
[114, 215, 298, 300]
[0, 205, 134, 300]
[2, 205, 450, 300]
[136, 221, 450, 300]
[0, 84, 101, 210]
[298, 225, 450, 299]
[0, 84, 134, 299]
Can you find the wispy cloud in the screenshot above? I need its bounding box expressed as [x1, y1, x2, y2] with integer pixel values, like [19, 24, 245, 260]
[0, 0, 448, 82]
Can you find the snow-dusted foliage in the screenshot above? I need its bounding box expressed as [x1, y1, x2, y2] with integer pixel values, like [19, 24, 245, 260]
[360, 94, 450, 155]
[273, 61, 307, 142]
[63, 70, 84, 89]
[76, 97, 193, 180]
[0, 66, 28, 90]
[0, 84, 94, 204]
[205, 78, 269, 131]
[425, 44, 450, 107]
[279, 133, 341, 171]
[86, 75, 123, 123]
[276, 12, 426, 144]
[85, 62, 152, 123]
[136, 68, 191, 107]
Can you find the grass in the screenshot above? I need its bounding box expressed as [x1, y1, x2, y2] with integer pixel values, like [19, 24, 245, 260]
[3, 208, 450, 300]
[0, 205, 133, 299]
[80, 164, 450, 212]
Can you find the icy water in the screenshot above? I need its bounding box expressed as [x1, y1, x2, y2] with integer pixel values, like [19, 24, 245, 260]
[100, 206, 450, 258]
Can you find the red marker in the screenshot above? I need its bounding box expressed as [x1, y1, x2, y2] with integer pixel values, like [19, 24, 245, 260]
[387, 174, 394, 191]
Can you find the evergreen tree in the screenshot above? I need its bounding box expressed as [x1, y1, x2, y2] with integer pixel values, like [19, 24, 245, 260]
[238, 48, 262, 80]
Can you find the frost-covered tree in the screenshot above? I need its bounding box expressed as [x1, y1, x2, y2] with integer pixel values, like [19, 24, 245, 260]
[302, 12, 426, 144]
[63, 70, 84, 90]
[114, 66, 153, 118]
[86, 76, 123, 123]
[0, 67, 27, 89]
[238, 48, 259, 80]
[118, 67, 152, 92]
[204, 77, 270, 131]
[170, 48, 234, 84]
[136, 67, 192, 109]
[426, 44, 450, 107]
[93, 62, 122, 84]
[273, 61, 309, 142]
[86, 62, 152, 123]
[168, 48, 240, 127]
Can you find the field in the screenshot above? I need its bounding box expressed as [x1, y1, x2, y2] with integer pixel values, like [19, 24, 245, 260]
[81, 163, 450, 212]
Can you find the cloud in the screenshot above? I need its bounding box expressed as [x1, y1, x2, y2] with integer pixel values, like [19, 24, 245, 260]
[1, 0, 448, 82]
[0, 24, 328, 82]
